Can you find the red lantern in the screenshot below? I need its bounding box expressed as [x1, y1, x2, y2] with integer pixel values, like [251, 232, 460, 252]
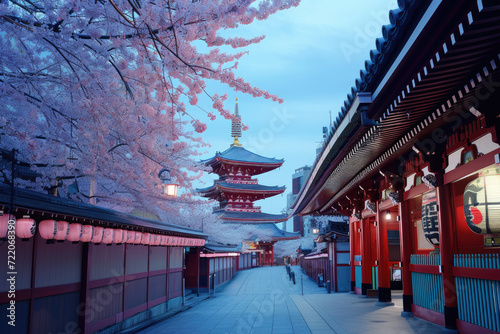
[0, 213, 14, 238]
[134, 231, 142, 244]
[102, 228, 114, 244]
[126, 230, 135, 244]
[54, 221, 70, 241]
[81, 225, 94, 242]
[114, 229, 125, 244]
[91, 226, 104, 243]
[16, 218, 36, 239]
[141, 232, 151, 245]
[67, 223, 83, 242]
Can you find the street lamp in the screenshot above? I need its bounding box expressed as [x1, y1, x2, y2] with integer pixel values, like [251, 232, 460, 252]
[158, 168, 178, 197]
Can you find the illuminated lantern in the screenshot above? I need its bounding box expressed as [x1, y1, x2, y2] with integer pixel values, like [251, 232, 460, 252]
[102, 228, 114, 244]
[39, 220, 58, 239]
[126, 231, 135, 244]
[67, 223, 83, 242]
[91, 226, 104, 243]
[134, 231, 142, 244]
[464, 173, 500, 234]
[114, 229, 125, 244]
[16, 218, 36, 239]
[54, 221, 70, 241]
[81, 225, 94, 242]
[421, 189, 439, 245]
[141, 232, 151, 245]
[0, 213, 14, 238]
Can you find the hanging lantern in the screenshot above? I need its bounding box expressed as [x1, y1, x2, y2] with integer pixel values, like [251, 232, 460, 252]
[0, 213, 14, 239]
[422, 189, 439, 245]
[114, 229, 125, 244]
[126, 231, 135, 244]
[67, 223, 83, 242]
[141, 232, 151, 245]
[102, 228, 114, 244]
[81, 225, 94, 242]
[39, 220, 58, 239]
[16, 218, 36, 239]
[91, 226, 104, 243]
[54, 221, 70, 241]
[152, 234, 162, 246]
[158, 168, 178, 197]
[134, 231, 143, 244]
[464, 173, 500, 234]
[160, 235, 167, 246]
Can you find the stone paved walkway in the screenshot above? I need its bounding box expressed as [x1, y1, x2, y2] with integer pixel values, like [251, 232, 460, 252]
[134, 266, 443, 334]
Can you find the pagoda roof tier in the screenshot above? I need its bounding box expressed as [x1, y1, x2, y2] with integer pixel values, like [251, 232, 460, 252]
[217, 210, 288, 224]
[197, 182, 285, 198]
[245, 223, 300, 241]
[200, 146, 284, 175]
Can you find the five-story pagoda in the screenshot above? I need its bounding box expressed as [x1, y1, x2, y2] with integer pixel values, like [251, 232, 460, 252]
[197, 99, 299, 265]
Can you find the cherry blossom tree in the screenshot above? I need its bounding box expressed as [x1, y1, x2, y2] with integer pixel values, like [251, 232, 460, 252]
[0, 0, 300, 222]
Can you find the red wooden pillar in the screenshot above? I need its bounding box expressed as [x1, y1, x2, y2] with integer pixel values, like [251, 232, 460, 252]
[376, 203, 393, 305]
[360, 218, 372, 295]
[436, 175, 458, 330]
[332, 240, 338, 292]
[398, 200, 413, 316]
[349, 219, 355, 293]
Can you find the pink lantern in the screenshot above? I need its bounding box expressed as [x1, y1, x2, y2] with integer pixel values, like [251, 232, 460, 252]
[39, 220, 58, 239]
[160, 235, 167, 246]
[151, 234, 160, 246]
[102, 228, 114, 244]
[81, 225, 94, 242]
[134, 231, 142, 244]
[126, 230, 135, 244]
[114, 229, 125, 244]
[54, 221, 70, 241]
[141, 232, 151, 245]
[91, 226, 104, 243]
[67, 223, 83, 242]
[0, 213, 14, 238]
[16, 218, 36, 239]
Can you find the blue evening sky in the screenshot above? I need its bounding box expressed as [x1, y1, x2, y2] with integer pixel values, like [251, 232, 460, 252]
[193, 0, 398, 229]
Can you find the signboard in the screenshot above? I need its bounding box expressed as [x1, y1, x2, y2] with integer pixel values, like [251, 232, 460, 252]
[422, 189, 439, 245]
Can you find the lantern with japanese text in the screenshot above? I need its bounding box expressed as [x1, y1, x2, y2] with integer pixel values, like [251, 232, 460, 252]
[126, 230, 135, 243]
[67, 223, 83, 242]
[114, 229, 126, 244]
[464, 171, 500, 234]
[54, 221, 70, 241]
[91, 226, 104, 243]
[160, 235, 167, 246]
[81, 225, 94, 242]
[16, 217, 36, 239]
[134, 231, 142, 244]
[141, 232, 151, 245]
[102, 228, 114, 244]
[39, 220, 58, 239]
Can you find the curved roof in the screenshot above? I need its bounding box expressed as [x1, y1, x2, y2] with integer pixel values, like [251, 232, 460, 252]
[218, 210, 288, 223]
[245, 223, 300, 241]
[200, 145, 284, 166]
[197, 182, 285, 195]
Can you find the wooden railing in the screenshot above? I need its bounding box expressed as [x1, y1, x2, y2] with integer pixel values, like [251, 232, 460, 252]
[410, 254, 444, 313]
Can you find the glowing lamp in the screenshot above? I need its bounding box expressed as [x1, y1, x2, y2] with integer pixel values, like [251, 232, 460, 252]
[0, 213, 14, 238]
[158, 168, 178, 197]
[386, 210, 392, 220]
[464, 173, 500, 234]
[80, 225, 94, 242]
[102, 228, 115, 244]
[312, 229, 319, 234]
[67, 223, 83, 242]
[16, 218, 36, 239]
[91, 226, 104, 243]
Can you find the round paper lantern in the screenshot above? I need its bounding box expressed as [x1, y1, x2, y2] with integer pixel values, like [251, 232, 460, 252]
[67, 223, 83, 242]
[91, 226, 104, 243]
[113, 229, 125, 244]
[81, 225, 94, 242]
[464, 174, 500, 234]
[0, 213, 14, 238]
[134, 231, 142, 244]
[54, 221, 70, 241]
[151, 234, 161, 246]
[141, 232, 151, 245]
[16, 218, 36, 239]
[126, 230, 135, 244]
[39, 220, 58, 239]
[160, 235, 167, 246]
[102, 228, 114, 244]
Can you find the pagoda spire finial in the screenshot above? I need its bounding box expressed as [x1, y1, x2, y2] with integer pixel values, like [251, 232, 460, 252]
[231, 97, 242, 147]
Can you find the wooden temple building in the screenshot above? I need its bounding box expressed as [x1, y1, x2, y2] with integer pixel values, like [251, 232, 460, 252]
[292, 0, 500, 332]
[198, 100, 299, 266]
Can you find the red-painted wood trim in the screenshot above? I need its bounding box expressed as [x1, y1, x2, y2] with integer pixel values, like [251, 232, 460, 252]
[444, 148, 500, 185]
[168, 267, 183, 273]
[411, 304, 445, 327]
[123, 303, 147, 319]
[403, 183, 429, 201]
[409, 264, 440, 275]
[149, 269, 168, 277]
[88, 276, 124, 289]
[452, 267, 500, 281]
[353, 261, 361, 266]
[86, 314, 117, 334]
[82, 242, 92, 334]
[124, 272, 148, 281]
[379, 198, 396, 211]
[146, 245, 150, 309]
[147, 296, 166, 309]
[28, 233, 38, 334]
[32, 282, 81, 299]
[457, 319, 499, 334]
[0, 289, 31, 303]
[115, 312, 123, 323]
